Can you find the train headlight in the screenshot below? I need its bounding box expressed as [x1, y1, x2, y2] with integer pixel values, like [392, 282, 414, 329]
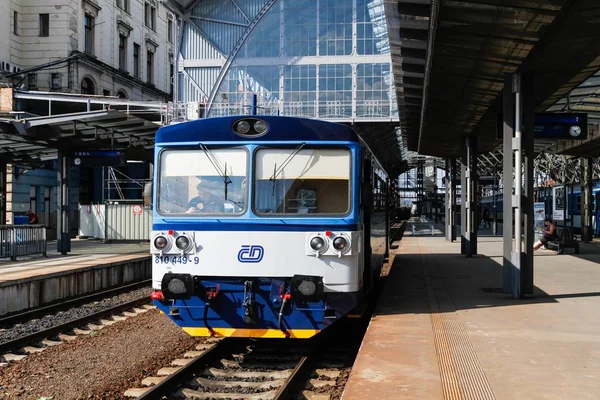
[254, 120, 269, 134]
[310, 236, 325, 251]
[237, 120, 251, 134]
[332, 236, 348, 251]
[154, 235, 170, 251]
[308, 234, 328, 256]
[175, 235, 191, 251]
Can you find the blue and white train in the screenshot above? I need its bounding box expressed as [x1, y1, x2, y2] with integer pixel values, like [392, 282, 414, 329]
[149, 115, 390, 338]
[480, 184, 600, 235]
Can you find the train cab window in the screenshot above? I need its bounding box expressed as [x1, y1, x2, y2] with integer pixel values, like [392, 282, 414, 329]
[158, 148, 247, 215]
[254, 148, 351, 216]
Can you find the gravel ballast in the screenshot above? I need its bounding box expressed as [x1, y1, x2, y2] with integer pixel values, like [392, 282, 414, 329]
[0, 286, 152, 343]
[0, 308, 202, 399]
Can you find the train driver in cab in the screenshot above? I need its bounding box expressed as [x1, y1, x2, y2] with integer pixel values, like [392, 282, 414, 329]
[185, 179, 223, 214]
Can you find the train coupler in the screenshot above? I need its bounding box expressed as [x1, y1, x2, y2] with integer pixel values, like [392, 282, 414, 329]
[243, 280, 258, 325]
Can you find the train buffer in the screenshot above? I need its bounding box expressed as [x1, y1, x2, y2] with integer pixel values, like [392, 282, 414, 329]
[546, 227, 579, 255]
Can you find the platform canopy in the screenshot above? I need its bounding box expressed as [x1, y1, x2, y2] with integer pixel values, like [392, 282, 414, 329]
[386, 0, 600, 158]
[0, 91, 164, 166]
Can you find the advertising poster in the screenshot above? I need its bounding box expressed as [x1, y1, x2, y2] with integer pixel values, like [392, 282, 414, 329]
[534, 202, 545, 240]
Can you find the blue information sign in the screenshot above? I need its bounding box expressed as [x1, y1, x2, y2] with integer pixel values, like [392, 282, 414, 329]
[496, 113, 587, 140]
[534, 113, 587, 140]
[72, 151, 125, 167]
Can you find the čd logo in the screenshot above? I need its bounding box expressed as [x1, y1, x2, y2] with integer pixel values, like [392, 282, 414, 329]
[237, 245, 264, 263]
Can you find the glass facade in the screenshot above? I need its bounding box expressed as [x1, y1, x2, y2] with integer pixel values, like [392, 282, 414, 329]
[181, 0, 397, 122]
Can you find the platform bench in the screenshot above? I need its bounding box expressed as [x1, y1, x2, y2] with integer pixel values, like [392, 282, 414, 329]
[546, 228, 579, 254]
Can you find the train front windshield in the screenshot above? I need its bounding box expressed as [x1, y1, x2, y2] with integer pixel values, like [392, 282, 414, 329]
[254, 148, 351, 215]
[157, 146, 351, 217]
[158, 148, 248, 215]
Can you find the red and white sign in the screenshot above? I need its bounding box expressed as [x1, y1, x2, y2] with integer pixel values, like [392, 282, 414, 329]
[132, 205, 143, 215]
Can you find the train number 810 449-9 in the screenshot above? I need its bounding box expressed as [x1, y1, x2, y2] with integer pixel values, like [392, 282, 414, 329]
[154, 255, 200, 265]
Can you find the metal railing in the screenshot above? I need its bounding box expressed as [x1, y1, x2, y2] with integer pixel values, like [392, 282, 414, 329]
[0, 225, 47, 260]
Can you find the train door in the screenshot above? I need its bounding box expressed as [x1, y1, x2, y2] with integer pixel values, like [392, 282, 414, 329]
[360, 155, 373, 292]
[595, 191, 600, 236]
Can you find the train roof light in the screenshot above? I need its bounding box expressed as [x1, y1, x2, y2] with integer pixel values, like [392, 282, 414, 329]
[237, 120, 251, 134]
[254, 120, 268, 134]
[232, 118, 269, 137]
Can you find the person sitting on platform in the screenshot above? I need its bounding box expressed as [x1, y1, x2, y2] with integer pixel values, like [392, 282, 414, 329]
[26, 210, 38, 224]
[533, 217, 557, 251]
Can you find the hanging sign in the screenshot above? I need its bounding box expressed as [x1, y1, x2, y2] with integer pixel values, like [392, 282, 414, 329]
[495, 113, 588, 140]
[534, 113, 588, 140]
[132, 204, 143, 215]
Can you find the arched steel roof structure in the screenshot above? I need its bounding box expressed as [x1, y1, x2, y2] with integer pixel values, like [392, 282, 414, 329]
[162, 0, 408, 175]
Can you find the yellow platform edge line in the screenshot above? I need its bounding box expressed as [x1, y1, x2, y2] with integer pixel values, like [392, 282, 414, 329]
[183, 327, 320, 339]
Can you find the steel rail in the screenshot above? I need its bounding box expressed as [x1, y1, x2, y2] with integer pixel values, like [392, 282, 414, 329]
[0, 296, 151, 354]
[273, 355, 313, 400]
[137, 339, 230, 400]
[0, 279, 152, 328]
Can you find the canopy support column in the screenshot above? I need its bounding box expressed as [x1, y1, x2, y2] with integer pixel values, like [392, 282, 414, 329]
[503, 72, 534, 298]
[581, 157, 593, 243]
[460, 136, 477, 256]
[445, 158, 456, 241]
[57, 151, 71, 255]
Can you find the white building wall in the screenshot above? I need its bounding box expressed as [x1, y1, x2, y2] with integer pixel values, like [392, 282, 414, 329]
[0, 1, 12, 72]
[1, 0, 173, 100]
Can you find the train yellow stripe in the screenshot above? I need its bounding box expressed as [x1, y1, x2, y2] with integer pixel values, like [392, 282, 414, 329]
[182, 327, 320, 339]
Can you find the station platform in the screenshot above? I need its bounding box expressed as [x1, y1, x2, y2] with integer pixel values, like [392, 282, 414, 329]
[343, 235, 600, 399]
[0, 239, 150, 316]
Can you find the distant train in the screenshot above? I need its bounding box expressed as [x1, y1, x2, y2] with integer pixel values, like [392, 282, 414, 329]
[480, 184, 600, 234]
[149, 115, 391, 339]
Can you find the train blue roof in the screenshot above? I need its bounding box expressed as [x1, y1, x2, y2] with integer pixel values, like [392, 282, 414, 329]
[156, 115, 360, 143]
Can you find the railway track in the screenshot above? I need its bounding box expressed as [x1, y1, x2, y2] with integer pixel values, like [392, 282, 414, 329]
[0, 295, 153, 364]
[125, 320, 362, 400]
[0, 279, 152, 328]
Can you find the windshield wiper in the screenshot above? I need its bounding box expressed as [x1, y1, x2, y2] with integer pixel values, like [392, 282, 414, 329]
[199, 143, 232, 200]
[269, 142, 306, 211]
[269, 142, 306, 181]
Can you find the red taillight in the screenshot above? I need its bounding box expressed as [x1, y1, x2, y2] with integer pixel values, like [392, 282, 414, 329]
[325, 230, 332, 237]
[150, 290, 164, 301]
[168, 229, 174, 235]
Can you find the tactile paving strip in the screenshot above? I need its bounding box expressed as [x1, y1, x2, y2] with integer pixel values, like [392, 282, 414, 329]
[421, 249, 496, 400]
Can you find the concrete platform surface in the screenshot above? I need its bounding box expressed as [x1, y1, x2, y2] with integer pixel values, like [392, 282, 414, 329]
[0, 239, 149, 283]
[343, 236, 600, 400]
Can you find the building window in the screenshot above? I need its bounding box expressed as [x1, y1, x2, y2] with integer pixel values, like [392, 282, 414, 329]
[116, 0, 129, 13]
[119, 35, 127, 70]
[145, 3, 156, 31]
[28, 74, 38, 90]
[170, 62, 174, 94]
[103, 89, 111, 96]
[168, 18, 173, 43]
[133, 43, 140, 78]
[39, 14, 49, 37]
[81, 77, 95, 95]
[117, 89, 128, 99]
[84, 14, 94, 54]
[51, 73, 61, 90]
[146, 50, 154, 84]
[13, 11, 18, 35]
